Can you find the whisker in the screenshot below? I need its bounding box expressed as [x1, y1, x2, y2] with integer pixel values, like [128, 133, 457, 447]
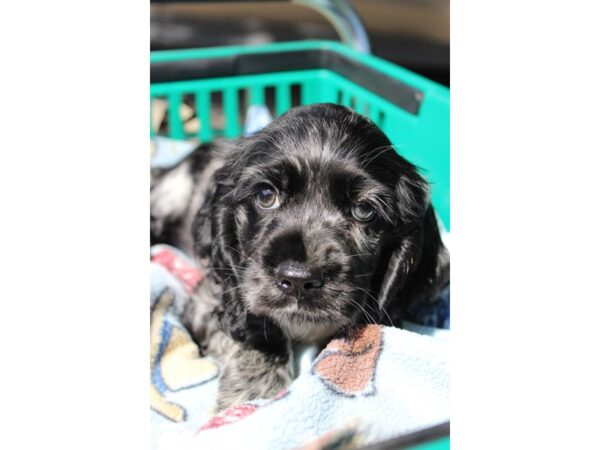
[347, 298, 376, 325]
[344, 253, 374, 259]
[366, 297, 394, 326]
[330, 287, 377, 325]
[223, 243, 275, 272]
[354, 286, 394, 325]
[203, 263, 248, 270]
[219, 285, 243, 296]
[202, 267, 241, 273]
[351, 272, 375, 278]
[263, 316, 268, 343]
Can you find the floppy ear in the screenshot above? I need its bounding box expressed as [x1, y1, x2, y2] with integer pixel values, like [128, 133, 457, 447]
[191, 156, 242, 273]
[191, 150, 253, 343]
[374, 170, 449, 324]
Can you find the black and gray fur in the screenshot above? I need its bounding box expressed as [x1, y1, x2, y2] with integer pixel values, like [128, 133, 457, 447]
[151, 103, 449, 411]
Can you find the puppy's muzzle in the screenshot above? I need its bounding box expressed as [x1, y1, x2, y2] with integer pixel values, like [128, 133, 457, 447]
[275, 260, 323, 297]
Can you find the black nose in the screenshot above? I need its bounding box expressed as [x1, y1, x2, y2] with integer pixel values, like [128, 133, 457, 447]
[275, 261, 323, 296]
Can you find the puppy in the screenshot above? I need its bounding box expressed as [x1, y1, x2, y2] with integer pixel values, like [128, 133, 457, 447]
[151, 103, 449, 410]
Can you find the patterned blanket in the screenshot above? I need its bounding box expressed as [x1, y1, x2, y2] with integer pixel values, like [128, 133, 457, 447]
[150, 244, 449, 450]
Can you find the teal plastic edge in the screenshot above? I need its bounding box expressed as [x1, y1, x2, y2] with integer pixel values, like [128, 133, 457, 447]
[408, 436, 451, 450]
[150, 40, 448, 100]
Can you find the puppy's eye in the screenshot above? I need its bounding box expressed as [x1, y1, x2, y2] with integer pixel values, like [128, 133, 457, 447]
[256, 185, 280, 210]
[351, 202, 375, 222]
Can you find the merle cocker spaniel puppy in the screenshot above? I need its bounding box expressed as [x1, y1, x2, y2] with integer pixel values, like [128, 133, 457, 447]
[151, 103, 449, 411]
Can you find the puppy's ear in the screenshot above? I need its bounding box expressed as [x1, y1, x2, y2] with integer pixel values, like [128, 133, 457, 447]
[191, 151, 240, 272]
[375, 169, 449, 322]
[191, 144, 251, 342]
[189, 175, 217, 262]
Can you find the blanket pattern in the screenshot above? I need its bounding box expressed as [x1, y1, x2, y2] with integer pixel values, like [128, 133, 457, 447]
[150, 246, 218, 424]
[312, 325, 383, 397]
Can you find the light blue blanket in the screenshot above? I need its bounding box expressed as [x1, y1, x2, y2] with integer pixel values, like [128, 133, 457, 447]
[150, 245, 449, 450]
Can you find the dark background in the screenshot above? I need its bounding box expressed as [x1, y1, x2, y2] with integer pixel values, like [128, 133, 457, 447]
[151, 0, 450, 86]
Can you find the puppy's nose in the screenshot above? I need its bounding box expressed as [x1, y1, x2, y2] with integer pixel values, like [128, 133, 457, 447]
[275, 261, 323, 296]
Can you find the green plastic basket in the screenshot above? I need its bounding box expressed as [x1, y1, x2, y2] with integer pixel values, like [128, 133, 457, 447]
[150, 40, 449, 230]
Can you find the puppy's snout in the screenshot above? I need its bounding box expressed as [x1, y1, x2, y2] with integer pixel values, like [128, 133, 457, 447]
[275, 261, 323, 296]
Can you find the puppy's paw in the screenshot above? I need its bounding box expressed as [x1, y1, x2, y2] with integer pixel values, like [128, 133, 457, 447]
[215, 345, 292, 411]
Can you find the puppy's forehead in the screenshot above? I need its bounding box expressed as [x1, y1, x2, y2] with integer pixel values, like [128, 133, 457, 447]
[242, 107, 406, 192]
[253, 151, 390, 201]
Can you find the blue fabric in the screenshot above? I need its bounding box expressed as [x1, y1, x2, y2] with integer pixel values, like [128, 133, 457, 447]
[406, 283, 450, 329]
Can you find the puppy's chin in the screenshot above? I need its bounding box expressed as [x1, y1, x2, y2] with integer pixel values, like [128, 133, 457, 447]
[268, 309, 350, 343]
[243, 288, 365, 344]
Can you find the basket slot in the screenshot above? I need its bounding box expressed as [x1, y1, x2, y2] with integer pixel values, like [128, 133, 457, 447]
[168, 93, 185, 139]
[355, 98, 368, 116]
[290, 83, 302, 107]
[209, 91, 225, 136]
[196, 90, 213, 142]
[377, 110, 386, 128]
[150, 97, 157, 138]
[223, 88, 240, 138]
[264, 86, 276, 117]
[275, 83, 291, 116]
[340, 91, 351, 108]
